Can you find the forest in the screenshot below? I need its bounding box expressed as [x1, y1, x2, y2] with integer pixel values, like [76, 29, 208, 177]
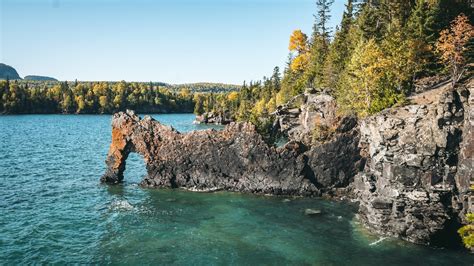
[194, 0, 473, 132]
[0, 80, 240, 114]
[1, 1, 471, 119]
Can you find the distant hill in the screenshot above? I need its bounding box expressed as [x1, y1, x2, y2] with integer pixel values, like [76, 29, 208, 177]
[0, 63, 21, 80]
[172, 82, 241, 93]
[24, 75, 58, 81]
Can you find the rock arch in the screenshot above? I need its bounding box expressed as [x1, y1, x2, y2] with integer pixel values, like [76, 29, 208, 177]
[101, 110, 361, 196]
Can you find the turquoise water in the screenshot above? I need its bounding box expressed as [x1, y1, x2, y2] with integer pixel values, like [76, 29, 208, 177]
[0, 114, 472, 265]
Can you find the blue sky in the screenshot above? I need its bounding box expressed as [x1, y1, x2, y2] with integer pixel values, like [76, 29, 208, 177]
[1, 0, 345, 84]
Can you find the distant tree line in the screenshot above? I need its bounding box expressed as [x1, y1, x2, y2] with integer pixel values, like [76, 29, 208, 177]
[1, 0, 471, 122]
[172, 82, 241, 93]
[0, 80, 194, 114]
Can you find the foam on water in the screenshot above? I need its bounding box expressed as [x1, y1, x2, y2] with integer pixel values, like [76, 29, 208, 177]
[109, 200, 134, 211]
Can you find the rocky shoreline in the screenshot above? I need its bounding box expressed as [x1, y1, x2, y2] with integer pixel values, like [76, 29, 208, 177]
[102, 78, 472, 246]
[193, 111, 233, 125]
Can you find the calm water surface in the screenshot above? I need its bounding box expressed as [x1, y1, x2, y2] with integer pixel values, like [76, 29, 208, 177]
[0, 114, 472, 265]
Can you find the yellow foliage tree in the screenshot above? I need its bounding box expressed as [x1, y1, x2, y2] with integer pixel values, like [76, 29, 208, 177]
[436, 14, 474, 87]
[75, 95, 85, 113]
[227, 91, 239, 102]
[179, 88, 191, 99]
[99, 95, 108, 111]
[276, 87, 291, 106]
[338, 39, 391, 117]
[265, 96, 277, 113]
[290, 53, 310, 72]
[289, 30, 310, 72]
[252, 98, 268, 117]
[337, 39, 404, 117]
[289, 29, 309, 54]
[382, 21, 424, 88]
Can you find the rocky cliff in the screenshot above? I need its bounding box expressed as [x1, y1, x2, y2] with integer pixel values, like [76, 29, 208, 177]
[352, 79, 473, 245]
[101, 78, 472, 246]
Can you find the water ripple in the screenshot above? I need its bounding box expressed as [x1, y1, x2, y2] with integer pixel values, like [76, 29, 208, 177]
[0, 114, 472, 265]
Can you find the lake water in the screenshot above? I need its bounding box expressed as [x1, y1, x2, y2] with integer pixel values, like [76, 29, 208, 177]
[0, 114, 472, 265]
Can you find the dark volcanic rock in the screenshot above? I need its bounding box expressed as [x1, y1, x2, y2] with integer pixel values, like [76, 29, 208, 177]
[273, 91, 363, 193]
[101, 109, 361, 196]
[102, 110, 315, 195]
[352, 79, 473, 245]
[101, 79, 473, 247]
[304, 124, 362, 191]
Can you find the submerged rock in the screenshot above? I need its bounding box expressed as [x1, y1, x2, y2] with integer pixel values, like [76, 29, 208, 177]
[304, 208, 322, 215]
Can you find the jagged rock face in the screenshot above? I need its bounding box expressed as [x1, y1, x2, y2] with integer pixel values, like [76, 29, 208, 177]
[455, 80, 474, 222]
[274, 91, 338, 145]
[101, 108, 362, 196]
[352, 82, 472, 245]
[101, 110, 313, 194]
[194, 111, 233, 125]
[305, 116, 364, 191]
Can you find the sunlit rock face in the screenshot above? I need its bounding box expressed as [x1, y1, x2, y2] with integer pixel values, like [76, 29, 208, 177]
[101, 108, 361, 196]
[101, 78, 473, 247]
[352, 79, 473, 245]
[273, 90, 339, 146]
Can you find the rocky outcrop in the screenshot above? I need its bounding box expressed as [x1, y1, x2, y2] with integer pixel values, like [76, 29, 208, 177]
[101, 108, 362, 196]
[194, 111, 233, 125]
[352, 80, 473, 245]
[455, 80, 474, 222]
[101, 78, 473, 247]
[273, 89, 338, 145]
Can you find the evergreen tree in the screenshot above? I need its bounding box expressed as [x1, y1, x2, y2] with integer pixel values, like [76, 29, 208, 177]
[323, 0, 355, 88]
[306, 0, 334, 88]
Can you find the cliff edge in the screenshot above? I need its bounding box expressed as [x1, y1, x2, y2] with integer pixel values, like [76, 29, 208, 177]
[101, 78, 473, 246]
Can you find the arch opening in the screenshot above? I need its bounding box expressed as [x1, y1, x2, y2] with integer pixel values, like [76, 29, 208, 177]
[122, 152, 148, 185]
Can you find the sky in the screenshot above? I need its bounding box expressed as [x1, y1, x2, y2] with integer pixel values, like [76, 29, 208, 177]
[0, 0, 345, 84]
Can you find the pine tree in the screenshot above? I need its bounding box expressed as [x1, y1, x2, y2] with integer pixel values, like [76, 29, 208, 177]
[315, 0, 334, 41]
[323, 0, 355, 89]
[406, 0, 441, 75]
[306, 0, 334, 88]
[271, 66, 281, 93]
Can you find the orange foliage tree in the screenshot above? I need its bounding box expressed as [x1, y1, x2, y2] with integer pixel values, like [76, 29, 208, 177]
[436, 14, 474, 87]
[288, 30, 310, 72]
[289, 29, 309, 53]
